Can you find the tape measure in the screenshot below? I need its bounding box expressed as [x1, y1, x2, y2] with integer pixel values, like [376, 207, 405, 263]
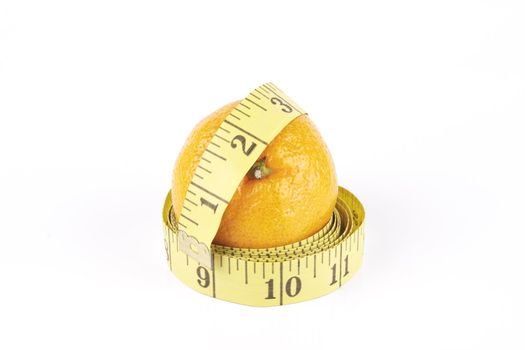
[163, 83, 365, 306]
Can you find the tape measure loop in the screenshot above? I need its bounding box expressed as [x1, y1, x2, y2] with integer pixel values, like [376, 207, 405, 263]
[163, 186, 365, 306]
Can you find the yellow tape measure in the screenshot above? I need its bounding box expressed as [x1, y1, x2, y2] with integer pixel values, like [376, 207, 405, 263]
[163, 83, 365, 306]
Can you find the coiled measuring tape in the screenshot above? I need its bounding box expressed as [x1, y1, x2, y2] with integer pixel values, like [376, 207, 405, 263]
[163, 83, 365, 306]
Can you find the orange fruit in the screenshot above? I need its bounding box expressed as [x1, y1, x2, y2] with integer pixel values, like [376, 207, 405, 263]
[171, 101, 338, 248]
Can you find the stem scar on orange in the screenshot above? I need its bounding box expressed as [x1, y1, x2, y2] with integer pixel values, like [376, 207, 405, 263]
[171, 101, 338, 249]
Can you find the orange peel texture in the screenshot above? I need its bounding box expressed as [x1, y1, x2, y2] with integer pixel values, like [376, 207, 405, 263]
[171, 101, 338, 248]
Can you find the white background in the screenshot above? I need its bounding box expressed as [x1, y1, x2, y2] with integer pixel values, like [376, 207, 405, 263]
[1, 1, 524, 349]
